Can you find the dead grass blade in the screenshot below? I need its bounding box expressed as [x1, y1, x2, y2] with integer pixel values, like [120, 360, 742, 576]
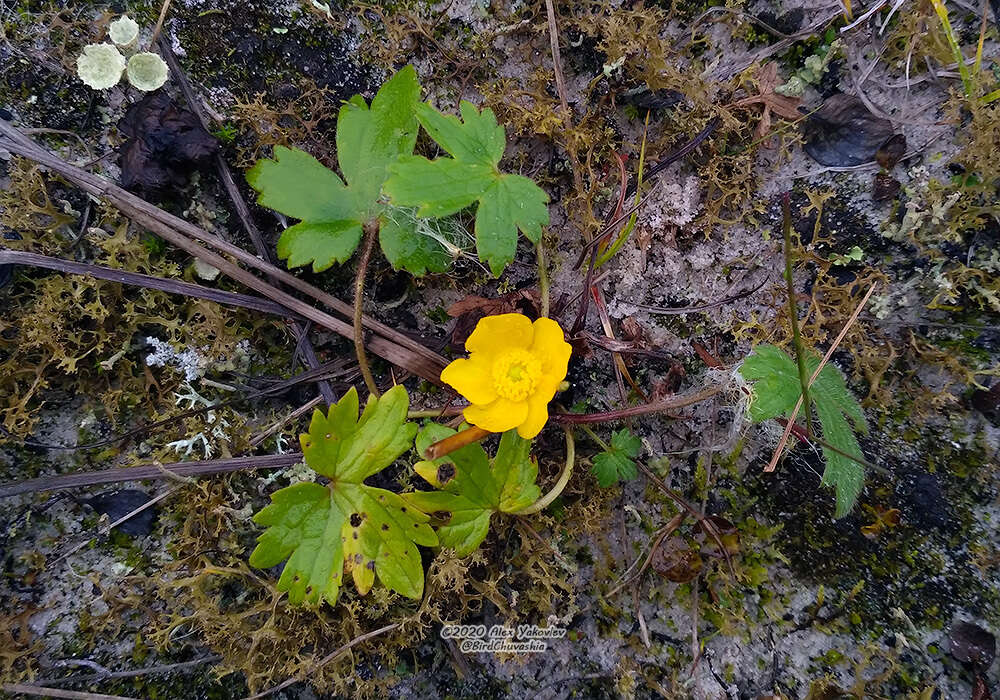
[0, 454, 303, 498]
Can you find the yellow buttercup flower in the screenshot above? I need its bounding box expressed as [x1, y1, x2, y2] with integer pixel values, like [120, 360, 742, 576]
[441, 313, 572, 439]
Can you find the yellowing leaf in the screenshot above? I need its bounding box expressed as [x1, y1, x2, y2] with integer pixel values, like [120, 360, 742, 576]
[249, 386, 437, 605]
[402, 424, 541, 555]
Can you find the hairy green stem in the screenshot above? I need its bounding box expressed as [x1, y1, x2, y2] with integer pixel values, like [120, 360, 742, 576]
[514, 427, 575, 515]
[354, 221, 380, 397]
[782, 194, 813, 437]
[578, 424, 610, 452]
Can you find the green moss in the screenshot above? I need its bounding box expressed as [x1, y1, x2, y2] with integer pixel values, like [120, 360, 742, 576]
[743, 427, 1000, 636]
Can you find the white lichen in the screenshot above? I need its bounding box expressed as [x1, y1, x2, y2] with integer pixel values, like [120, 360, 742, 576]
[144, 337, 207, 381]
[165, 383, 231, 459]
[166, 432, 213, 459]
[76, 43, 126, 90]
[126, 52, 169, 91]
[108, 14, 140, 49]
[193, 258, 221, 281]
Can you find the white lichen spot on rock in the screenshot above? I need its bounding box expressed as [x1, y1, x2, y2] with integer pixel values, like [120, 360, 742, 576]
[126, 52, 169, 91]
[76, 43, 126, 90]
[193, 258, 221, 281]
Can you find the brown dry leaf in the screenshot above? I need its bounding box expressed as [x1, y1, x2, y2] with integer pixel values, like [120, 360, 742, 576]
[651, 363, 686, 400]
[734, 62, 803, 142]
[973, 675, 992, 700]
[873, 171, 901, 201]
[117, 92, 218, 192]
[447, 289, 540, 351]
[620, 316, 647, 343]
[876, 133, 907, 169]
[650, 537, 702, 582]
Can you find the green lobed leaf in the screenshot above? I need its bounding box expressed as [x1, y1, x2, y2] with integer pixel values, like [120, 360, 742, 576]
[739, 344, 869, 517]
[386, 157, 495, 218]
[248, 67, 449, 275]
[378, 214, 450, 276]
[336, 66, 421, 214]
[384, 100, 549, 277]
[739, 344, 803, 423]
[275, 220, 362, 271]
[809, 354, 868, 518]
[249, 386, 437, 606]
[590, 429, 641, 488]
[814, 392, 865, 518]
[414, 101, 505, 165]
[246, 145, 357, 223]
[475, 175, 547, 275]
[402, 424, 541, 555]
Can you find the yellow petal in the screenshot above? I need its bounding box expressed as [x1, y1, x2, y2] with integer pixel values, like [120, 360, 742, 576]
[517, 394, 550, 439]
[465, 313, 533, 356]
[440, 356, 496, 405]
[463, 397, 528, 433]
[529, 317, 573, 398]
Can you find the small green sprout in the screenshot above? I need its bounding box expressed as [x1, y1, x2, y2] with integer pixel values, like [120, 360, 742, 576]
[589, 428, 641, 488]
[830, 245, 864, 265]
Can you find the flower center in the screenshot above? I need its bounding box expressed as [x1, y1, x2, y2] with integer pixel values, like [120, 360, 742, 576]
[491, 349, 542, 401]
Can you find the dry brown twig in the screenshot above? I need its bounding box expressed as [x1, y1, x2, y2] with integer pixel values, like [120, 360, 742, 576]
[250, 396, 324, 447]
[36, 656, 222, 687]
[0, 250, 291, 317]
[0, 454, 303, 498]
[542, 0, 585, 203]
[543, 0, 571, 123]
[147, 0, 171, 48]
[2, 684, 139, 700]
[0, 122, 447, 382]
[157, 37, 336, 406]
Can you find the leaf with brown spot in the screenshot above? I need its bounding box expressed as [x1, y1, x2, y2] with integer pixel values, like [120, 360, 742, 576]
[249, 386, 437, 606]
[403, 423, 541, 556]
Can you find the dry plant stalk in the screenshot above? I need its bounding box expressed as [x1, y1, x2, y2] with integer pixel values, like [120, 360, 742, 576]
[764, 283, 878, 472]
[0, 122, 447, 382]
